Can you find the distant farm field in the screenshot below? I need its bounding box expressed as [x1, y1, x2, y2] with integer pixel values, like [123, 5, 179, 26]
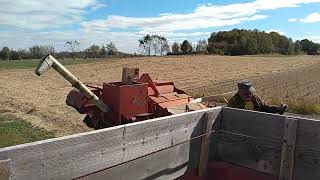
[0, 58, 106, 70]
[0, 55, 319, 136]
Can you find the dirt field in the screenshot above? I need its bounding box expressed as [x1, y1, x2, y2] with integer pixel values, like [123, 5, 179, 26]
[0, 55, 319, 136]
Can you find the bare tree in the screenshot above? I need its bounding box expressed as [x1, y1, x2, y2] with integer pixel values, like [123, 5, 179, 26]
[139, 34, 152, 57]
[65, 41, 80, 59]
[151, 35, 160, 56]
[158, 36, 169, 56]
[139, 35, 169, 56]
[196, 39, 208, 54]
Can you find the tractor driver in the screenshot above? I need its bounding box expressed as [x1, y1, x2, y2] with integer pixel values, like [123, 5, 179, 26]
[227, 80, 287, 115]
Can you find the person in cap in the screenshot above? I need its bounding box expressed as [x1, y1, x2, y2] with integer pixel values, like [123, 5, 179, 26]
[227, 80, 287, 114]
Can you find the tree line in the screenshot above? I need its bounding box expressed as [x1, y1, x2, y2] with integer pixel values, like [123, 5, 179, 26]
[139, 29, 320, 56]
[0, 41, 133, 61]
[0, 45, 55, 61]
[138, 34, 209, 56]
[168, 39, 209, 55]
[207, 29, 320, 56]
[1, 29, 320, 61]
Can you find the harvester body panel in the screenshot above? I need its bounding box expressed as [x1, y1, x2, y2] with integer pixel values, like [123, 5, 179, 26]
[103, 82, 149, 125]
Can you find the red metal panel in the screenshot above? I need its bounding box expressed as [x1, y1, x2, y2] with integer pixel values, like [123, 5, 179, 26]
[147, 85, 175, 95]
[103, 82, 121, 125]
[150, 93, 190, 108]
[156, 98, 190, 108]
[103, 82, 148, 125]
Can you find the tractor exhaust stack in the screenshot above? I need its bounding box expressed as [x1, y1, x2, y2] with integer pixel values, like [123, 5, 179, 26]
[35, 55, 110, 113]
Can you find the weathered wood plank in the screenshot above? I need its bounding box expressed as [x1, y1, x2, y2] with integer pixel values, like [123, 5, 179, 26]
[213, 130, 282, 176]
[221, 107, 285, 140]
[81, 140, 196, 180]
[0, 107, 221, 180]
[279, 117, 298, 180]
[295, 117, 320, 149]
[197, 110, 221, 176]
[293, 117, 320, 180]
[0, 159, 10, 180]
[219, 108, 320, 179]
[294, 147, 320, 180]
[1, 126, 124, 180]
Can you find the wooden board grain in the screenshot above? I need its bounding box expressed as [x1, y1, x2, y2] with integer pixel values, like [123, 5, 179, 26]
[213, 130, 282, 176]
[209, 107, 285, 175]
[293, 117, 320, 180]
[218, 109, 320, 180]
[3, 106, 320, 180]
[279, 117, 298, 180]
[0, 107, 222, 180]
[0, 159, 10, 180]
[197, 110, 221, 176]
[81, 139, 195, 180]
[221, 107, 285, 140]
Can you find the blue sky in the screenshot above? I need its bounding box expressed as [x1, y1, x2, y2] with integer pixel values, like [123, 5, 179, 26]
[1, 0, 320, 53]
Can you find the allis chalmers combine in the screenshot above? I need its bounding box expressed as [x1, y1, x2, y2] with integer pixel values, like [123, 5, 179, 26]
[35, 55, 206, 129]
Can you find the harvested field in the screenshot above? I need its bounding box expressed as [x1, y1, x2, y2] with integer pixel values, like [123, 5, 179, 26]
[0, 55, 319, 136]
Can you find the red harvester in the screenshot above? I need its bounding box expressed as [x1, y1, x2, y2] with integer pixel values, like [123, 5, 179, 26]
[35, 55, 206, 129]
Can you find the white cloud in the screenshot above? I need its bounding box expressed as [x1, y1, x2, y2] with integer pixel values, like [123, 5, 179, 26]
[91, 2, 107, 10]
[300, 12, 320, 23]
[136, 31, 211, 38]
[2, 0, 320, 53]
[300, 35, 320, 43]
[293, 34, 320, 43]
[266, 29, 285, 35]
[310, 36, 320, 43]
[0, 30, 139, 53]
[81, 0, 320, 33]
[288, 18, 298, 22]
[0, 0, 106, 30]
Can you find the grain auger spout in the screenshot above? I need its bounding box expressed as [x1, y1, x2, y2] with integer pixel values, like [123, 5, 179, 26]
[34, 55, 111, 113]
